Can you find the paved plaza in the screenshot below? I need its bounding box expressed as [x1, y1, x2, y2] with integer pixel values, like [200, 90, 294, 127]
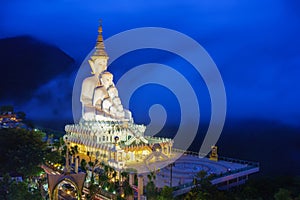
[145, 154, 250, 188]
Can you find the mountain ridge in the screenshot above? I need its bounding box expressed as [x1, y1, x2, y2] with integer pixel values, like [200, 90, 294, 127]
[0, 35, 75, 103]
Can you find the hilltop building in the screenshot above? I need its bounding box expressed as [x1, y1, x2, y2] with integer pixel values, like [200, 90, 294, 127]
[0, 110, 27, 129]
[63, 24, 173, 173]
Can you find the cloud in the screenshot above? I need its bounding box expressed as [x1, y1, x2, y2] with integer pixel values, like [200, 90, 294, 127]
[21, 73, 74, 121]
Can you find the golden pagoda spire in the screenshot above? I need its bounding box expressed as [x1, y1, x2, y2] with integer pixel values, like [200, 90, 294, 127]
[93, 19, 108, 58]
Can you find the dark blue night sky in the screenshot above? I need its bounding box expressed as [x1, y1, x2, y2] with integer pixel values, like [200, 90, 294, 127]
[1, 0, 300, 175]
[1, 0, 299, 127]
[1, 1, 299, 124]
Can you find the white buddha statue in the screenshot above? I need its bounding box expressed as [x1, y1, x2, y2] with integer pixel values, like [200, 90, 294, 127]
[101, 72, 125, 119]
[80, 23, 129, 121]
[81, 57, 108, 120]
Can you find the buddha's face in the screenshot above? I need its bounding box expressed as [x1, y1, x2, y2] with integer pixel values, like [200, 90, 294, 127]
[94, 58, 108, 74]
[101, 73, 113, 88]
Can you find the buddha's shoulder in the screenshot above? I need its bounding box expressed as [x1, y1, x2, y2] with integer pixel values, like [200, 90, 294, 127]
[82, 76, 98, 84]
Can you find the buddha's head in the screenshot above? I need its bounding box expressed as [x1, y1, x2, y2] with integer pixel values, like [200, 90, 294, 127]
[93, 57, 108, 74]
[101, 71, 113, 88]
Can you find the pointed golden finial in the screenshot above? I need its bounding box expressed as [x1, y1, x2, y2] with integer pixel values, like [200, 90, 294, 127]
[93, 19, 108, 58]
[98, 19, 103, 33]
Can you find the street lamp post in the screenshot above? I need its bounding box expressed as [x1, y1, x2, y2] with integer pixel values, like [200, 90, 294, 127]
[169, 162, 175, 187]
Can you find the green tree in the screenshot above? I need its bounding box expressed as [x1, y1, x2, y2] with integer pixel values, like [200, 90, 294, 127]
[53, 137, 64, 156]
[184, 189, 209, 200]
[194, 170, 213, 188]
[146, 171, 158, 200]
[146, 181, 157, 200]
[44, 148, 64, 164]
[274, 188, 292, 200]
[122, 180, 133, 198]
[0, 128, 47, 177]
[184, 170, 216, 200]
[87, 151, 103, 184]
[158, 186, 173, 200]
[0, 174, 42, 200]
[237, 185, 261, 200]
[87, 183, 99, 199]
[118, 171, 134, 199]
[81, 159, 87, 171]
[70, 145, 79, 158]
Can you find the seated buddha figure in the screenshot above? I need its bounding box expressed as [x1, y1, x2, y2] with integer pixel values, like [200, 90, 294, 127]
[106, 80, 125, 118]
[93, 85, 111, 115]
[80, 57, 107, 120]
[80, 23, 128, 121]
[103, 77, 132, 121]
[101, 72, 125, 119]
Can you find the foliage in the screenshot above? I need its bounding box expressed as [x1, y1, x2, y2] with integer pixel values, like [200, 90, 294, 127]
[122, 180, 133, 197]
[146, 181, 157, 200]
[0, 128, 47, 177]
[158, 186, 173, 200]
[86, 153, 102, 184]
[274, 188, 292, 200]
[70, 145, 79, 157]
[52, 137, 64, 156]
[184, 189, 210, 200]
[146, 171, 158, 200]
[44, 148, 64, 164]
[87, 183, 99, 199]
[0, 174, 42, 200]
[81, 159, 87, 171]
[183, 170, 228, 200]
[180, 175, 300, 200]
[39, 127, 65, 138]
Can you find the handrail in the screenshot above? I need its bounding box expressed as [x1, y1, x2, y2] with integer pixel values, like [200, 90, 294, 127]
[172, 148, 259, 167]
[170, 148, 260, 192]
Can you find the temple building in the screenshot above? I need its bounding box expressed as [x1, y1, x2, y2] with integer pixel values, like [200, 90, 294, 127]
[63, 24, 173, 172]
[0, 111, 27, 129]
[60, 23, 259, 200]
